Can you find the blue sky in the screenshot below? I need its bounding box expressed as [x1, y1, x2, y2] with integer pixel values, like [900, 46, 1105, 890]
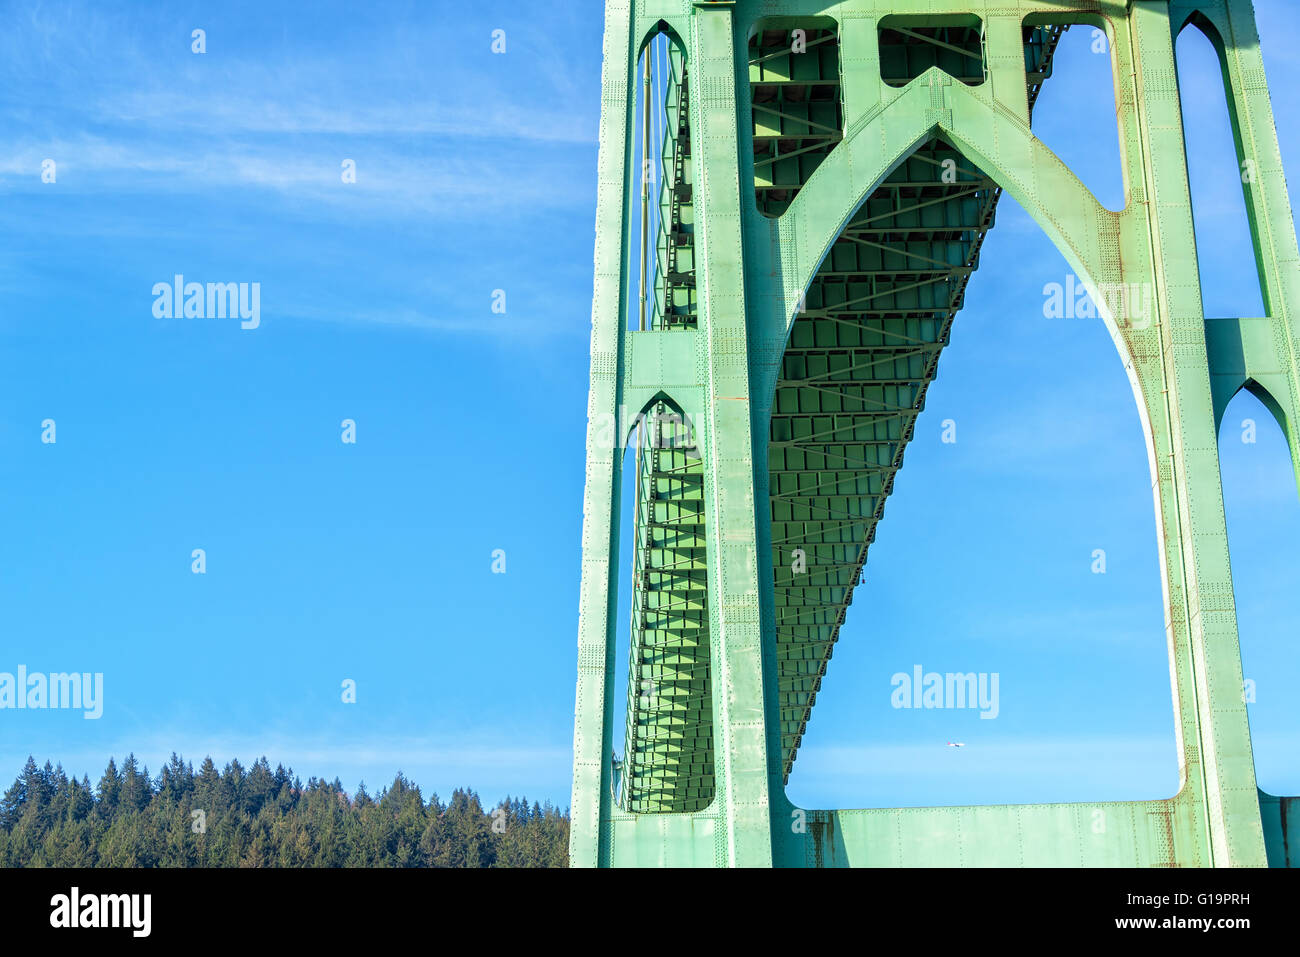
[0, 1, 1296, 812]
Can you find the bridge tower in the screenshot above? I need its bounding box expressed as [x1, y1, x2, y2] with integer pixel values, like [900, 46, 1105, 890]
[571, 0, 1300, 867]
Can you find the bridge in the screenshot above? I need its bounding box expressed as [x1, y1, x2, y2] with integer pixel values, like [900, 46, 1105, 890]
[570, 0, 1300, 867]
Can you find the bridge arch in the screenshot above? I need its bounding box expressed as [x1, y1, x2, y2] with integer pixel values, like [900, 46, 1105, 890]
[1220, 379, 1287, 435]
[764, 73, 1156, 509]
[779, 72, 1120, 353]
[621, 389, 697, 449]
[635, 17, 687, 60]
[1173, 7, 1231, 47]
[1217, 378, 1298, 486]
[756, 67, 1170, 783]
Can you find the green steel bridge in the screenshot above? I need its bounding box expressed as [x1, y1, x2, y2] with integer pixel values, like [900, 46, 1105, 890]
[571, 0, 1300, 867]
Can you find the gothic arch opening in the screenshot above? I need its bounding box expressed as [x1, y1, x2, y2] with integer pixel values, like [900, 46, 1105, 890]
[612, 394, 716, 814]
[1175, 17, 1268, 319]
[1217, 385, 1300, 797]
[769, 133, 1178, 809]
[628, 23, 696, 331]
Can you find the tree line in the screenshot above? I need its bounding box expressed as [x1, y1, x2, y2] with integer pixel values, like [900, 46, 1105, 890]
[0, 754, 568, 868]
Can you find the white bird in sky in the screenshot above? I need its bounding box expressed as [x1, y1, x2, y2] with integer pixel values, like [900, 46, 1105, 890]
[946, 742, 966, 748]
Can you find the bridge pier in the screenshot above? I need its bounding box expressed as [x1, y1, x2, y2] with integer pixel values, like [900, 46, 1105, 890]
[572, 0, 1298, 868]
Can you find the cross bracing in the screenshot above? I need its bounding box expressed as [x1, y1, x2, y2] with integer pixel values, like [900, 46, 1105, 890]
[621, 402, 714, 813]
[652, 40, 696, 331]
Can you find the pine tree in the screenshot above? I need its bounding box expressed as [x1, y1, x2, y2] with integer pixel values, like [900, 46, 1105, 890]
[95, 757, 122, 817]
[0, 757, 38, 829]
[0, 755, 569, 867]
[120, 755, 151, 813]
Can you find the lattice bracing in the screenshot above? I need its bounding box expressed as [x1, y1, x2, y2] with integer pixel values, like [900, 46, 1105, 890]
[621, 403, 714, 813]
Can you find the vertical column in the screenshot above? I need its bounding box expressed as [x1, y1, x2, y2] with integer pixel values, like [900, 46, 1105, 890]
[985, 15, 1030, 126]
[1128, 1, 1266, 866]
[1217, 0, 1300, 484]
[570, 0, 634, 869]
[839, 16, 882, 132]
[690, 0, 778, 868]
[1218, 1, 1300, 325]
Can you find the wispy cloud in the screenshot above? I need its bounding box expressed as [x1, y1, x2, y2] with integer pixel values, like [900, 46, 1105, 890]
[101, 89, 596, 145]
[0, 132, 591, 220]
[0, 2, 597, 219]
[277, 303, 578, 338]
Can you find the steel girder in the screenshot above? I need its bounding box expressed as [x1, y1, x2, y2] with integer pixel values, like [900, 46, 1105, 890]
[572, 0, 1300, 868]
